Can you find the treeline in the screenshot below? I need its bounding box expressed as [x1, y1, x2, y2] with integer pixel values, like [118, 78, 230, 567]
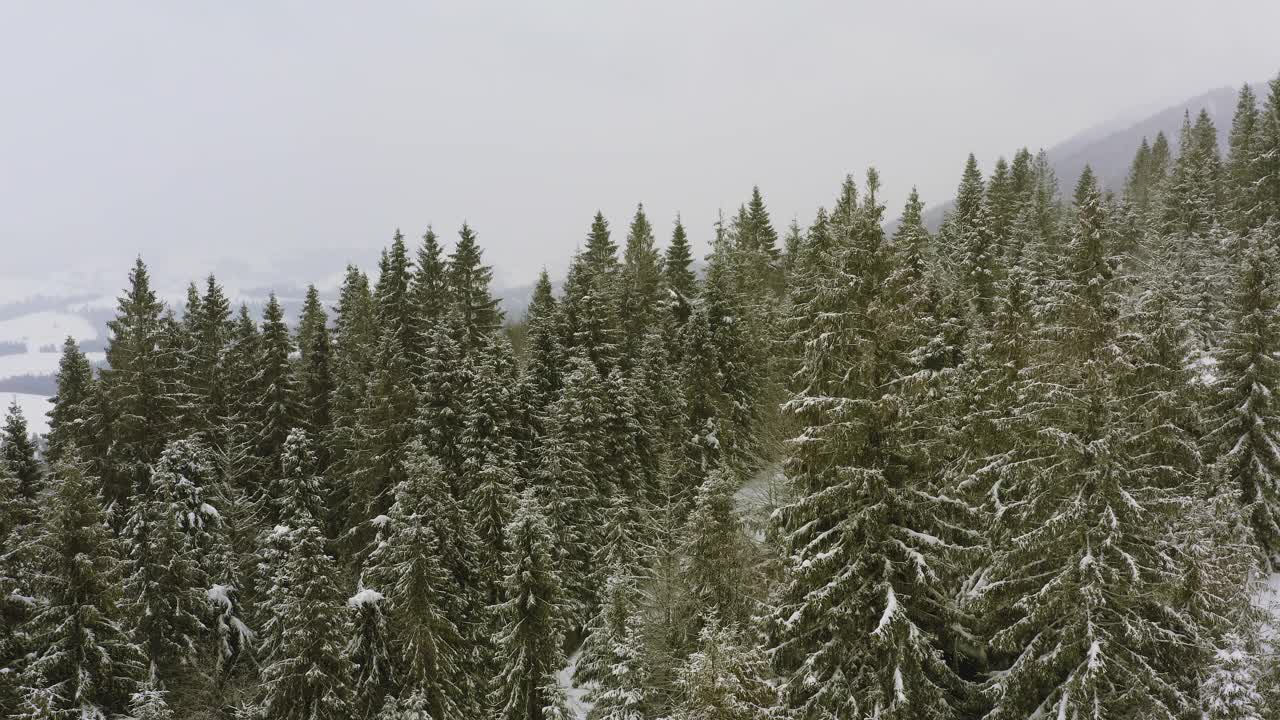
[2, 74, 1280, 720]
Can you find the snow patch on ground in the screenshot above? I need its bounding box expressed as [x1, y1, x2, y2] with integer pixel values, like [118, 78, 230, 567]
[558, 650, 592, 720]
[2, 393, 52, 437]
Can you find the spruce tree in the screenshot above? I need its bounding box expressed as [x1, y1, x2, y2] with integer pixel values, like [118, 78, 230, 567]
[1, 402, 41, 527]
[619, 203, 665, 355]
[193, 275, 233, 441]
[678, 466, 758, 631]
[1251, 74, 1280, 224]
[771, 171, 966, 719]
[1201, 633, 1264, 720]
[416, 313, 471, 487]
[447, 223, 503, 349]
[20, 455, 144, 718]
[45, 337, 95, 465]
[328, 265, 379, 536]
[296, 289, 334, 445]
[1226, 84, 1262, 234]
[347, 587, 395, 720]
[260, 511, 354, 720]
[255, 293, 299, 467]
[361, 445, 471, 719]
[516, 269, 564, 469]
[978, 169, 1193, 719]
[99, 257, 168, 508]
[669, 613, 777, 720]
[349, 327, 418, 534]
[491, 489, 571, 720]
[409, 227, 450, 373]
[375, 230, 414, 353]
[1209, 233, 1280, 562]
[664, 216, 697, 301]
[123, 453, 209, 691]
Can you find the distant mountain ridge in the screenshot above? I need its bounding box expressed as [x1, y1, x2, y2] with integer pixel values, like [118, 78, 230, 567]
[916, 82, 1267, 231]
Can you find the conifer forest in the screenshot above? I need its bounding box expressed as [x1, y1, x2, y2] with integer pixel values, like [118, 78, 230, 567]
[6, 74, 1280, 720]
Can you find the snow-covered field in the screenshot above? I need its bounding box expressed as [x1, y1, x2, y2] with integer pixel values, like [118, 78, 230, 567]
[0, 310, 105, 384]
[0, 351, 106, 384]
[2, 392, 52, 437]
[0, 310, 99, 349]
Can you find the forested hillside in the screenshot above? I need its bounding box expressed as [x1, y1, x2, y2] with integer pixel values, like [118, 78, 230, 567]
[3, 75, 1280, 720]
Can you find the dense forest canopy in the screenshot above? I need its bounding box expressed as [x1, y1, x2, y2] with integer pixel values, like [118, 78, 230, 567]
[3, 74, 1280, 720]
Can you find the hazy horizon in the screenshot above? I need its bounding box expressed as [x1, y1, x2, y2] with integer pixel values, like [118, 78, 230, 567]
[3, 1, 1279, 290]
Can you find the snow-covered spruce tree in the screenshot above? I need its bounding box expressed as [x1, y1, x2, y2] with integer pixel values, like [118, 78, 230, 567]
[664, 216, 698, 303]
[1209, 229, 1280, 564]
[326, 265, 379, 537]
[668, 306, 727, 516]
[769, 170, 967, 720]
[45, 336, 96, 465]
[218, 304, 264, 470]
[259, 510, 353, 720]
[349, 326, 418, 540]
[1250, 74, 1280, 225]
[347, 586, 395, 720]
[409, 227, 450, 376]
[1201, 633, 1264, 720]
[1, 401, 41, 528]
[295, 284, 335, 449]
[156, 308, 200, 441]
[533, 402, 596, 627]
[491, 488, 572, 720]
[561, 257, 624, 378]
[374, 230, 415, 356]
[20, 454, 145, 719]
[678, 465, 759, 632]
[122, 681, 174, 720]
[536, 354, 612, 622]
[1226, 84, 1263, 235]
[669, 613, 777, 720]
[190, 275, 233, 444]
[99, 257, 169, 510]
[416, 312, 472, 487]
[123, 447, 210, 693]
[0, 457, 29, 716]
[266, 428, 326, 530]
[377, 689, 435, 720]
[360, 447, 468, 719]
[515, 269, 564, 471]
[446, 223, 503, 352]
[255, 293, 299, 469]
[619, 203, 665, 358]
[977, 168, 1193, 719]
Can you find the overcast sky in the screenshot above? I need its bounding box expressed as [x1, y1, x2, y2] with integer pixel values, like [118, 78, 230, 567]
[2, 1, 1278, 289]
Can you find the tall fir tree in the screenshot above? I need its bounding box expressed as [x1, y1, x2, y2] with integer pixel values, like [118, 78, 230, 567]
[20, 455, 145, 719]
[255, 293, 299, 468]
[361, 451, 467, 719]
[99, 257, 168, 509]
[1209, 233, 1280, 563]
[409, 227, 450, 375]
[45, 337, 96, 465]
[447, 223, 503, 349]
[664, 216, 698, 301]
[491, 489, 572, 720]
[260, 510, 354, 720]
[770, 171, 967, 720]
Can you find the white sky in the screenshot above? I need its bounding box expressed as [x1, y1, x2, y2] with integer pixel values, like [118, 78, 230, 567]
[2, 1, 1278, 288]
